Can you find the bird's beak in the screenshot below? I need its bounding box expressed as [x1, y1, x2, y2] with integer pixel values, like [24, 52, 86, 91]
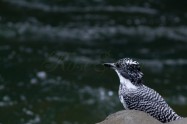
[103, 63, 116, 69]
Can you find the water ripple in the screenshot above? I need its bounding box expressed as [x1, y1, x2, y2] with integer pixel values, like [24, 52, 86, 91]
[1, 21, 187, 42]
[4, 0, 157, 14]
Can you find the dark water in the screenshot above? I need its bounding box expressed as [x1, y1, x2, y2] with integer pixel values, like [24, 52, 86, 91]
[1, 0, 187, 123]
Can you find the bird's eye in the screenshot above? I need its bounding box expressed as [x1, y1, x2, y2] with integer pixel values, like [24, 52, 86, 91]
[116, 64, 120, 68]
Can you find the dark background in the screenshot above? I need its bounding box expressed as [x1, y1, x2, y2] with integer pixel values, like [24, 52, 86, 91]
[0, 0, 187, 123]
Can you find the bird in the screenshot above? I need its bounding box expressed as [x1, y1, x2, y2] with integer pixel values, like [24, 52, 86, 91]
[103, 58, 182, 123]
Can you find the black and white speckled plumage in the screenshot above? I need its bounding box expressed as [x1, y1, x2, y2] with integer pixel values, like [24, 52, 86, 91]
[103, 58, 182, 123]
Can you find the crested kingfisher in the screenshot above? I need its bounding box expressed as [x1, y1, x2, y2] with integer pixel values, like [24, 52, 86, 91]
[103, 58, 182, 123]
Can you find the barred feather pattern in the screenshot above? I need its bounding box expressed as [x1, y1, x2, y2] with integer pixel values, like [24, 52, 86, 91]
[119, 84, 182, 123]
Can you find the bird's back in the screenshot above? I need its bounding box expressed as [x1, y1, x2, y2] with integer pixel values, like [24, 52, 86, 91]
[119, 84, 182, 123]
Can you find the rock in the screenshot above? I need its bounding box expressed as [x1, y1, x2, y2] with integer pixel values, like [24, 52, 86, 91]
[96, 110, 162, 124]
[96, 110, 187, 124]
[167, 118, 187, 124]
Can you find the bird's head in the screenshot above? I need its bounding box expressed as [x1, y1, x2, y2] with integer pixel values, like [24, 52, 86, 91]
[103, 58, 143, 85]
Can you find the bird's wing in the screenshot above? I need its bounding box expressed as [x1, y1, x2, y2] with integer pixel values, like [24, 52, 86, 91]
[135, 100, 177, 123]
[141, 85, 170, 108]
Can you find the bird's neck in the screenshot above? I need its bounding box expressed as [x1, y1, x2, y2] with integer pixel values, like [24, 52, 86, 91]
[115, 70, 139, 90]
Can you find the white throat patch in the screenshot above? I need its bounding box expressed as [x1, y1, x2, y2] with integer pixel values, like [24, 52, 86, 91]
[115, 70, 137, 90]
